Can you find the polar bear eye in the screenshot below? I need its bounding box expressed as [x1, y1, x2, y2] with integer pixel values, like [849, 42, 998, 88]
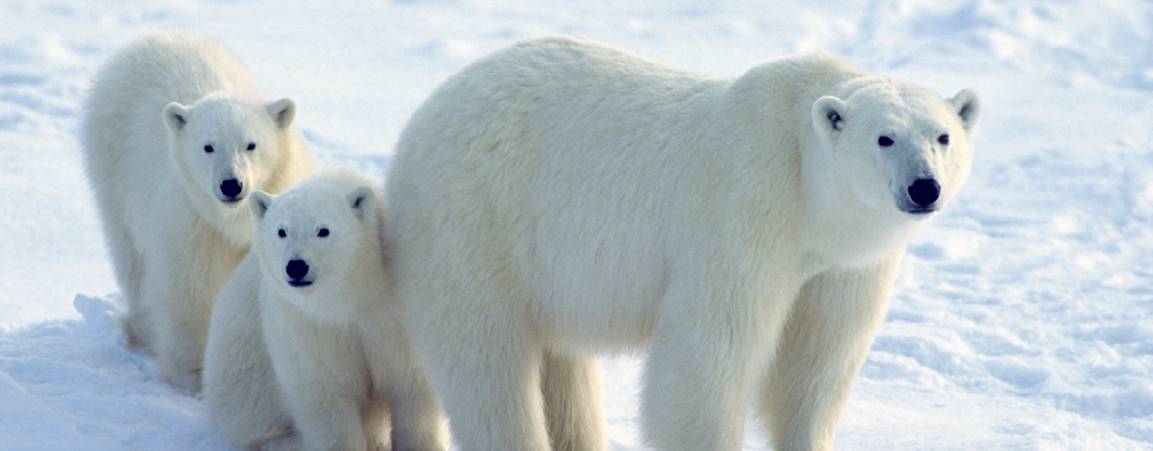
[203, 144, 215, 153]
[877, 136, 894, 147]
[937, 134, 950, 145]
[827, 111, 843, 131]
[246, 142, 256, 151]
[317, 228, 330, 238]
[277, 228, 286, 238]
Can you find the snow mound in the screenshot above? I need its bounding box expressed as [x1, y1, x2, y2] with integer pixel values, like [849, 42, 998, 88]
[0, 295, 225, 450]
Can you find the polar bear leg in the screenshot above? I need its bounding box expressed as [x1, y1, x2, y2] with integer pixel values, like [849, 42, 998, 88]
[761, 256, 900, 451]
[360, 402, 392, 450]
[206, 325, 290, 450]
[541, 351, 606, 451]
[375, 354, 446, 450]
[641, 277, 796, 451]
[284, 388, 365, 451]
[360, 310, 445, 450]
[267, 326, 367, 451]
[101, 218, 151, 352]
[204, 267, 292, 448]
[383, 376, 444, 451]
[410, 301, 550, 451]
[144, 256, 210, 393]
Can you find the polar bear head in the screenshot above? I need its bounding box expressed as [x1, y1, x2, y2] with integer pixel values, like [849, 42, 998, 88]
[810, 78, 979, 221]
[163, 94, 297, 242]
[249, 170, 380, 321]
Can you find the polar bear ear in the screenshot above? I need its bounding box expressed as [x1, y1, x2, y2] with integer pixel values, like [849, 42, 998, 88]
[267, 98, 296, 129]
[347, 186, 375, 222]
[811, 96, 848, 144]
[163, 102, 190, 132]
[251, 191, 273, 221]
[950, 89, 980, 132]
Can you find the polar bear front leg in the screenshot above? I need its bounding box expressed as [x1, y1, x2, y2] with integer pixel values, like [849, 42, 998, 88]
[541, 351, 606, 451]
[641, 276, 798, 451]
[381, 377, 445, 451]
[281, 384, 366, 451]
[373, 348, 447, 451]
[104, 222, 152, 352]
[761, 255, 902, 451]
[266, 320, 367, 451]
[146, 256, 214, 393]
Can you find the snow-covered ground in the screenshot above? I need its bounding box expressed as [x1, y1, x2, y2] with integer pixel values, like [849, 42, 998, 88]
[2, 0, 1153, 449]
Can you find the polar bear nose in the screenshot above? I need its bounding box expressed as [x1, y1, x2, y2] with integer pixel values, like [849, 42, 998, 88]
[286, 259, 310, 280]
[907, 178, 941, 207]
[219, 178, 244, 201]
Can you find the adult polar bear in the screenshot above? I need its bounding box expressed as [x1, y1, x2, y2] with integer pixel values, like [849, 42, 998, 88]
[82, 34, 314, 392]
[387, 37, 979, 451]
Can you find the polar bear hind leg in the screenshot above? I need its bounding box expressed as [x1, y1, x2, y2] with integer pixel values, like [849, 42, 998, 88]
[402, 248, 550, 451]
[541, 351, 606, 451]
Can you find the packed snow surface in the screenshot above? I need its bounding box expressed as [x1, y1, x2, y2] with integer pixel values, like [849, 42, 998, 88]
[2, 0, 1153, 449]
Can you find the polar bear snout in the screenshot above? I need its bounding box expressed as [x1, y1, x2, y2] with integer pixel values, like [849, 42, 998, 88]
[903, 178, 941, 214]
[218, 178, 245, 203]
[285, 259, 312, 287]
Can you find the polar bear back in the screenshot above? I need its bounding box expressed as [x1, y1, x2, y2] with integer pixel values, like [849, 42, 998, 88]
[89, 34, 254, 110]
[391, 37, 866, 230]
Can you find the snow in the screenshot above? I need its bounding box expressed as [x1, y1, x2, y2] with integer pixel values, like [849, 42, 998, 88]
[2, 0, 1152, 449]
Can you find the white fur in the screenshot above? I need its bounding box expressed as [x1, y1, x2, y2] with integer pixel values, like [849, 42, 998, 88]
[203, 169, 446, 451]
[385, 37, 979, 451]
[80, 34, 314, 392]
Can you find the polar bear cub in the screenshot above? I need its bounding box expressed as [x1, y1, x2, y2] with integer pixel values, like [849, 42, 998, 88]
[386, 37, 980, 451]
[203, 169, 445, 451]
[81, 34, 314, 392]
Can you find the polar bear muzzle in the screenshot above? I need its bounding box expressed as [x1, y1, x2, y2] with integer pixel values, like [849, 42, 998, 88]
[903, 178, 941, 214]
[285, 259, 313, 287]
[219, 178, 244, 203]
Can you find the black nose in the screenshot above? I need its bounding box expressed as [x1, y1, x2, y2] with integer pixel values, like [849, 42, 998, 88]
[285, 259, 309, 280]
[907, 178, 941, 207]
[220, 179, 243, 199]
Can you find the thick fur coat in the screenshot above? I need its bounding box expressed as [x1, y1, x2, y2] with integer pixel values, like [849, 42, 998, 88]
[81, 34, 314, 392]
[385, 37, 979, 451]
[204, 169, 445, 451]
